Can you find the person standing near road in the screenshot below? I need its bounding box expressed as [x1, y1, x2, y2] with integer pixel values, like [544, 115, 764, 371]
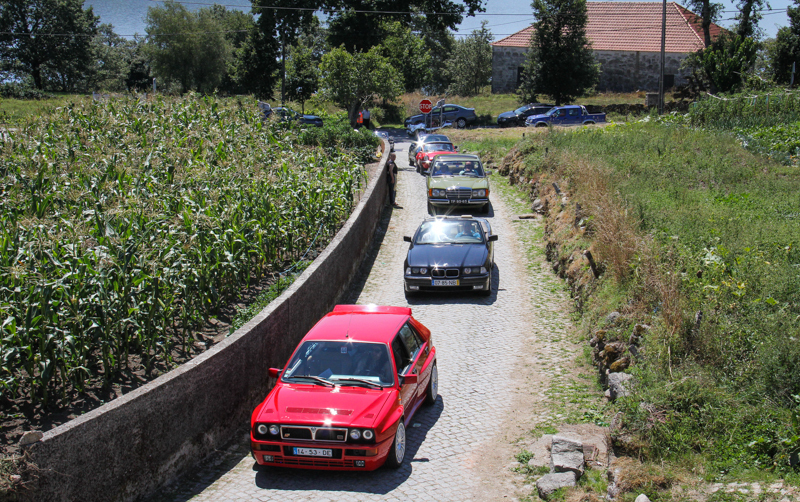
[386, 152, 399, 207]
[362, 108, 371, 128]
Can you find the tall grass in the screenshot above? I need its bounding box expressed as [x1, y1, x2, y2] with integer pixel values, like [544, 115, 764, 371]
[513, 122, 800, 473]
[0, 94, 367, 406]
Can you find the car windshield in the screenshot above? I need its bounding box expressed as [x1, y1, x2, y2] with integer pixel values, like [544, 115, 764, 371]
[546, 108, 560, 117]
[514, 105, 531, 114]
[424, 143, 454, 152]
[415, 219, 484, 244]
[282, 341, 395, 387]
[431, 160, 484, 177]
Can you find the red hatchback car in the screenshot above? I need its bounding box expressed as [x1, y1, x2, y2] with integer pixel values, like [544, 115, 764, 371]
[251, 305, 438, 470]
[416, 142, 457, 174]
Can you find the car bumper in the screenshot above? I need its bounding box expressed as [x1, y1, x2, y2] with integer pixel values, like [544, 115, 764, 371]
[404, 273, 491, 293]
[251, 437, 393, 471]
[428, 198, 489, 208]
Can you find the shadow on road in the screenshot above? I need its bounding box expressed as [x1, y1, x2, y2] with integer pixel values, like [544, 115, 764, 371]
[252, 396, 445, 494]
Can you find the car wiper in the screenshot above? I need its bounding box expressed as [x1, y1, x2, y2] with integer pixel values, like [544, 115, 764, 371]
[286, 375, 335, 387]
[335, 377, 384, 389]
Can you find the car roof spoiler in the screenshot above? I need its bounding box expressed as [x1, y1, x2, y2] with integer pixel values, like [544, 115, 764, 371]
[333, 305, 412, 316]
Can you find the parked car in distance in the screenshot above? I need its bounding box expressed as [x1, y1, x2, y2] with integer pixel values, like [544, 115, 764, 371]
[251, 304, 437, 471]
[496, 103, 555, 127]
[404, 104, 477, 130]
[403, 215, 497, 297]
[426, 154, 490, 215]
[407, 134, 450, 166]
[272, 106, 324, 127]
[525, 105, 605, 127]
[416, 142, 458, 174]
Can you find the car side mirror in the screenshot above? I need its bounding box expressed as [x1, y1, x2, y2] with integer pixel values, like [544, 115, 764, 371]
[401, 373, 418, 385]
[488, 235, 498, 242]
[403, 236, 412, 242]
[268, 368, 282, 378]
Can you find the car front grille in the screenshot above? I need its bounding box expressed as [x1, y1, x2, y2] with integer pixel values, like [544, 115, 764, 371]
[431, 268, 460, 278]
[446, 188, 471, 200]
[273, 456, 354, 468]
[280, 426, 348, 442]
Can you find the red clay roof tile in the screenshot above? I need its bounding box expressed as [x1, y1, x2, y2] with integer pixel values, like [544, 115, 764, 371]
[492, 2, 725, 53]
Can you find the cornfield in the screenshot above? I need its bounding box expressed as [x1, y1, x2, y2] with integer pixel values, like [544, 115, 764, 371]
[0, 94, 368, 405]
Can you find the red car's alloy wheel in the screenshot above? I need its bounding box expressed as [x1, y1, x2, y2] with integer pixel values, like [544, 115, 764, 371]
[386, 421, 406, 468]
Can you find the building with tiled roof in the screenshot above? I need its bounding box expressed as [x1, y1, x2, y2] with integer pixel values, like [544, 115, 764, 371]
[491, 2, 726, 93]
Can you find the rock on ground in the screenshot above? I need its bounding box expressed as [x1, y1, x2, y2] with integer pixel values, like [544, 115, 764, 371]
[550, 435, 585, 478]
[537, 472, 577, 500]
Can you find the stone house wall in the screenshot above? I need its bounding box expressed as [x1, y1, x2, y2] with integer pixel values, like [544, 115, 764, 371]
[491, 47, 691, 94]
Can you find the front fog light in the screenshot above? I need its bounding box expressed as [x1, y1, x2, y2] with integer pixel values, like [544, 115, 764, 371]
[263, 455, 274, 462]
[257, 424, 268, 435]
[363, 430, 374, 440]
[268, 425, 279, 435]
[350, 429, 361, 440]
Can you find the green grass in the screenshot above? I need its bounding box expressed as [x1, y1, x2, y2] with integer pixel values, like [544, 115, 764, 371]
[514, 120, 800, 478]
[0, 95, 78, 125]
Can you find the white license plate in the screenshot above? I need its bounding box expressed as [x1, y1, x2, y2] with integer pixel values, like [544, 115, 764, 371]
[293, 447, 333, 457]
[432, 279, 459, 286]
[449, 199, 467, 204]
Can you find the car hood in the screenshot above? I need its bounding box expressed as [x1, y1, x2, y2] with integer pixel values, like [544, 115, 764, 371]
[427, 176, 489, 190]
[497, 111, 518, 120]
[302, 114, 321, 120]
[407, 243, 488, 268]
[255, 383, 395, 428]
[528, 113, 550, 121]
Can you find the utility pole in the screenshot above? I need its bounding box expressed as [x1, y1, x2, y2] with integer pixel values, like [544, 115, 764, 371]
[659, 0, 666, 115]
[281, 30, 286, 107]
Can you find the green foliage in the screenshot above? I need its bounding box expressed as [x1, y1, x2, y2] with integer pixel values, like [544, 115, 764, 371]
[769, 0, 800, 84]
[89, 24, 135, 92]
[144, 0, 231, 93]
[378, 21, 433, 93]
[285, 43, 319, 112]
[519, 0, 599, 106]
[0, 0, 100, 91]
[230, 262, 311, 332]
[682, 34, 758, 94]
[318, 46, 403, 126]
[444, 21, 492, 97]
[518, 121, 800, 473]
[0, 95, 367, 406]
[296, 115, 380, 162]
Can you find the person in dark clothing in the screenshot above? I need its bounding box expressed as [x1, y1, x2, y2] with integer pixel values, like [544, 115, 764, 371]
[386, 153, 399, 207]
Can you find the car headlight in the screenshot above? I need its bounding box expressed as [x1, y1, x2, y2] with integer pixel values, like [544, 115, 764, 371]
[363, 430, 374, 440]
[269, 424, 279, 435]
[257, 424, 269, 435]
[464, 267, 472, 274]
[412, 267, 419, 274]
[350, 429, 361, 440]
[472, 189, 486, 197]
[431, 189, 445, 197]
[406, 267, 412, 274]
[420, 267, 427, 274]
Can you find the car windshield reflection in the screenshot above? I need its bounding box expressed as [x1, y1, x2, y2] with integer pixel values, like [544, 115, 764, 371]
[283, 341, 395, 387]
[415, 220, 484, 245]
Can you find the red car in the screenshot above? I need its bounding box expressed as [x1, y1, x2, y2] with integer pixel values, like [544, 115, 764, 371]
[415, 142, 457, 174]
[251, 305, 438, 470]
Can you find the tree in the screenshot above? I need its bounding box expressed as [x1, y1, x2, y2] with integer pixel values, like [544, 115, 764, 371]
[683, 33, 758, 93]
[324, 0, 484, 53]
[518, 0, 599, 106]
[378, 21, 433, 92]
[733, 0, 767, 40]
[0, 0, 99, 90]
[144, 0, 230, 93]
[319, 46, 404, 126]
[444, 21, 492, 96]
[88, 23, 134, 92]
[285, 43, 319, 112]
[687, 0, 723, 47]
[770, 0, 800, 84]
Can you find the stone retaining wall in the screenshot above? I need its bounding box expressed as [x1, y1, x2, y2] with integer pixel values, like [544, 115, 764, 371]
[25, 145, 389, 502]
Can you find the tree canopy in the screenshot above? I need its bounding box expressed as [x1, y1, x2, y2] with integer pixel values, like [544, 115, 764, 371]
[518, 0, 599, 105]
[0, 0, 99, 90]
[318, 46, 403, 126]
[770, 0, 800, 84]
[444, 21, 492, 96]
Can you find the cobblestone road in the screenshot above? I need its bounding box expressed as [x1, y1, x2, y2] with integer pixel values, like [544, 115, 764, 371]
[152, 132, 579, 502]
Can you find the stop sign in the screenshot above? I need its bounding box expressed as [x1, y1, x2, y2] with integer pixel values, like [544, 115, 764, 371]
[419, 99, 433, 114]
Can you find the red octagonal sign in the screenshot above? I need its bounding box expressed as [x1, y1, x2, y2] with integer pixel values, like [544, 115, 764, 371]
[419, 99, 433, 114]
